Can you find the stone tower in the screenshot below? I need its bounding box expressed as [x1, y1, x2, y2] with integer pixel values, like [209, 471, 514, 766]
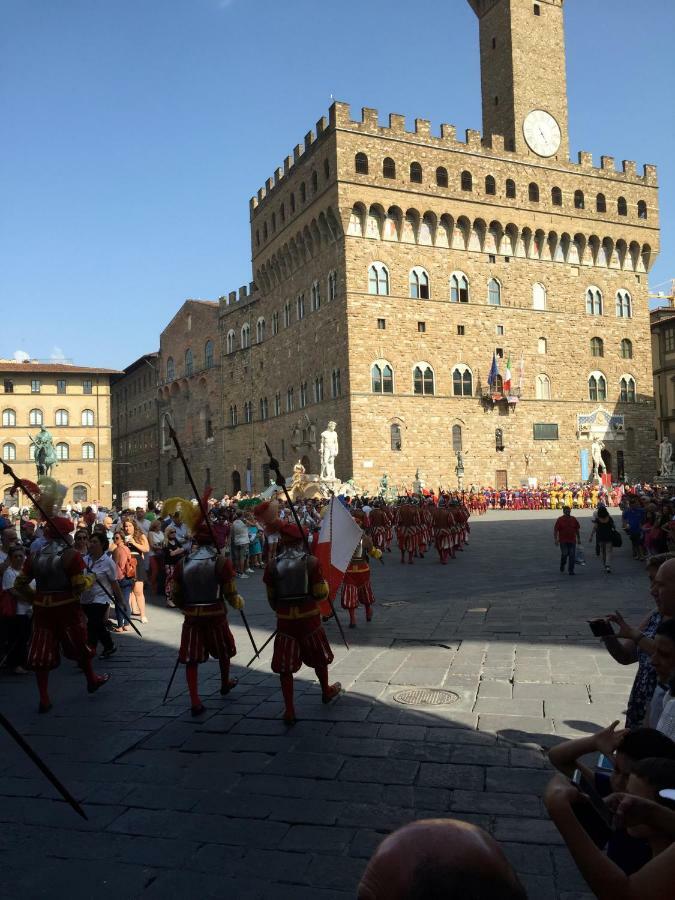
[468, 0, 569, 159]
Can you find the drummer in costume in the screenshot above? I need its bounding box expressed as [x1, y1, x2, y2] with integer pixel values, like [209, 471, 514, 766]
[263, 520, 341, 725]
[172, 521, 244, 716]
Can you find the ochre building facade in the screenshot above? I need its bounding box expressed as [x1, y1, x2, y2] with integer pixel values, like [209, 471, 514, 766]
[219, 0, 660, 492]
[111, 353, 160, 502]
[0, 360, 117, 507]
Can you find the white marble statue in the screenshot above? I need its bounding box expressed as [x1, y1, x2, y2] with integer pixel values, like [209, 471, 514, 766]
[591, 438, 605, 476]
[659, 437, 673, 477]
[320, 421, 339, 481]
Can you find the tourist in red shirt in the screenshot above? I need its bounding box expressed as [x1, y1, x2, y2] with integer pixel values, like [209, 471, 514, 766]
[554, 506, 581, 576]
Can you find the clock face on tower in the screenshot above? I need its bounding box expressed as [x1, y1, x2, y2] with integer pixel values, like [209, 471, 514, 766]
[523, 110, 562, 157]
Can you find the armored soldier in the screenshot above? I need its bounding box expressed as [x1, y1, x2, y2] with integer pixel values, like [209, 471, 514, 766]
[172, 523, 244, 716]
[263, 521, 341, 725]
[16, 516, 109, 713]
[341, 510, 382, 627]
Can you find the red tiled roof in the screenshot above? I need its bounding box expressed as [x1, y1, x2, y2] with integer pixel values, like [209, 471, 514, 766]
[0, 362, 121, 375]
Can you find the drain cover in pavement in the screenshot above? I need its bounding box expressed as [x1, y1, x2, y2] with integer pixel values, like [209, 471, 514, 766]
[392, 688, 460, 707]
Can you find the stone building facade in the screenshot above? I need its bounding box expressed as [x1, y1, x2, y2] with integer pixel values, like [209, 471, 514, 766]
[111, 353, 160, 502]
[651, 293, 675, 443]
[218, 0, 659, 493]
[0, 360, 117, 507]
[157, 300, 224, 497]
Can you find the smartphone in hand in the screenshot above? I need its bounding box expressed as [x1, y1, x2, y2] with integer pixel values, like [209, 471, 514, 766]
[589, 618, 614, 638]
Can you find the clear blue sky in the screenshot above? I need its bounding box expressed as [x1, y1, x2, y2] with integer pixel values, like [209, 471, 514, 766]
[1, 0, 673, 369]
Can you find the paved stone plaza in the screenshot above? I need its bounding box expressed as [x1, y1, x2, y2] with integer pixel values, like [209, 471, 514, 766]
[0, 510, 650, 899]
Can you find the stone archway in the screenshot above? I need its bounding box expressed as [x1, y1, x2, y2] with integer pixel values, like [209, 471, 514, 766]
[601, 448, 612, 479]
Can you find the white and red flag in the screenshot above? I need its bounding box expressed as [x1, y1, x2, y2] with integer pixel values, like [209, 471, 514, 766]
[315, 498, 363, 602]
[503, 354, 512, 394]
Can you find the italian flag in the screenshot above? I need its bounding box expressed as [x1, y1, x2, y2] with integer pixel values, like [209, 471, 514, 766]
[503, 354, 512, 394]
[315, 498, 364, 603]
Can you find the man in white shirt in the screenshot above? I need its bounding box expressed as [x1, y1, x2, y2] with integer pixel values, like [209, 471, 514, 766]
[82, 532, 124, 659]
[231, 513, 250, 577]
[135, 507, 150, 535]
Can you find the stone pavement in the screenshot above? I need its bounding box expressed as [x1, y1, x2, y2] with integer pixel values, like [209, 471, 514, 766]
[0, 509, 651, 899]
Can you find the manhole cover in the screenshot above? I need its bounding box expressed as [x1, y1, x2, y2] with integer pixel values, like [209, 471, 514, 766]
[392, 688, 460, 707]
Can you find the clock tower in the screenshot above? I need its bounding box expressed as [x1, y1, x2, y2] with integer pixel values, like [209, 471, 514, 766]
[467, 0, 569, 159]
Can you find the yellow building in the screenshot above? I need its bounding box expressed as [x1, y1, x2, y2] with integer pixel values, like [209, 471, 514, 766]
[0, 359, 119, 508]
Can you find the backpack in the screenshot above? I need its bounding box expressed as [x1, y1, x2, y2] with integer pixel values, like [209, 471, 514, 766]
[122, 550, 137, 580]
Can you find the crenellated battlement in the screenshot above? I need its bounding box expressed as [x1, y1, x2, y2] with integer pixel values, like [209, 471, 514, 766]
[218, 283, 258, 317]
[328, 102, 657, 185]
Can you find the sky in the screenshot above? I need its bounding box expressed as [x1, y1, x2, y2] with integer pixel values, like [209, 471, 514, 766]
[1, 0, 674, 370]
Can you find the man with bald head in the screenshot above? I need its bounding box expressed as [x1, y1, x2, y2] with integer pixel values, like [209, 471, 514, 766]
[357, 819, 527, 900]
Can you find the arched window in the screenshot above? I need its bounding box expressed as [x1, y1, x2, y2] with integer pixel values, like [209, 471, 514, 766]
[452, 365, 473, 397]
[410, 162, 422, 184]
[586, 286, 603, 316]
[551, 186, 562, 206]
[331, 368, 341, 398]
[280, 203, 285, 224]
[311, 171, 318, 193]
[485, 175, 496, 195]
[505, 179, 516, 199]
[355, 152, 369, 175]
[241, 323, 250, 349]
[256, 317, 266, 343]
[538, 338, 547, 354]
[205, 340, 214, 368]
[588, 373, 607, 402]
[311, 281, 321, 312]
[314, 376, 324, 402]
[244, 401, 253, 423]
[596, 193, 607, 213]
[327, 270, 337, 302]
[2, 409, 16, 427]
[616, 290, 632, 318]
[81, 409, 94, 426]
[390, 424, 402, 451]
[368, 262, 389, 296]
[452, 424, 463, 452]
[574, 190, 585, 210]
[371, 362, 394, 394]
[618, 196, 628, 216]
[290, 193, 296, 213]
[185, 349, 193, 377]
[73, 485, 88, 503]
[383, 157, 396, 179]
[450, 272, 469, 303]
[226, 330, 235, 354]
[528, 182, 540, 202]
[324, 158, 330, 180]
[638, 200, 648, 220]
[283, 301, 292, 328]
[620, 376, 636, 403]
[495, 428, 504, 451]
[461, 171, 473, 192]
[2, 443, 16, 461]
[29, 409, 43, 426]
[532, 283, 547, 310]
[436, 167, 448, 188]
[621, 339, 633, 360]
[286, 387, 294, 412]
[409, 267, 430, 300]
[166, 357, 175, 380]
[55, 409, 69, 426]
[535, 374, 551, 400]
[82, 442, 95, 460]
[413, 364, 435, 396]
[299, 382, 308, 408]
[300, 182, 306, 203]
[590, 337, 604, 358]
[56, 442, 69, 460]
[488, 278, 501, 306]
[259, 397, 269, 420]
[229, 405, 238, 427]
[271, 212, 276, 232]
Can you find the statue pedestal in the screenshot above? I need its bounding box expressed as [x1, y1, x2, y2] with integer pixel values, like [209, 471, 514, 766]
[654, 476, 675, 491]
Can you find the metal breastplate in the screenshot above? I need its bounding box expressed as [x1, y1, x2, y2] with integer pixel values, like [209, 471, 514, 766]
[351, 539, 366, 563]
[182, 547, 220, 606]
[273, 550, 309, 602]
[33, 542, 71, 593]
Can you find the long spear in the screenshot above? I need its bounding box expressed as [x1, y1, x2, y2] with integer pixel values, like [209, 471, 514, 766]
[1, 462, 141, 637]
[0, 712, 87, 819]
[163, 417, 259, 657]
[264, 443, 349, 651]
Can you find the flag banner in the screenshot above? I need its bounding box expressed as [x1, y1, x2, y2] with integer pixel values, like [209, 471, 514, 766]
[487, 352, 499, 388]
[504, 354, 512, 393]
[315, 498, 363, 601]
